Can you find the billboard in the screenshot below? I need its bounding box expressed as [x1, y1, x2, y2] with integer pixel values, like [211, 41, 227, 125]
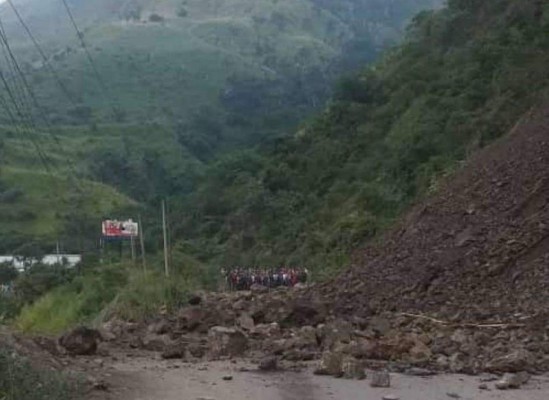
[102, 219, 139, 238]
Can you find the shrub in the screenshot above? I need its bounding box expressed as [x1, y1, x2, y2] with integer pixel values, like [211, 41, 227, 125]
[14, 263, 196, 334]
[0, 189, 23, 203]
[149, 13, 165, 23]
[0, 346, 78, 400]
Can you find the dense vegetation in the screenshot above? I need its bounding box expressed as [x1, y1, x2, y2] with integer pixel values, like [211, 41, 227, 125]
[167, 0, 549, 276]
[0, 0, 440, 250]
[0, 345, 77, 400]
[1, 0, 439, 151]
[2, 0, 549, 340]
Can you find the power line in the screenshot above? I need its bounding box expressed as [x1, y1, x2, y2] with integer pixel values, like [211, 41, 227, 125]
[0, 18, 62, 145]
[59, 0, 118, 116]
[0, 66, 52, 173]
[6, 0, 78, 107]
[0, 14, 82, 185]
[0, 17, 61, 154]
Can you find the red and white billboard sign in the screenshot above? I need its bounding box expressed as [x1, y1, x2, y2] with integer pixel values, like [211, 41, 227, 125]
[102, 220, 139, 238]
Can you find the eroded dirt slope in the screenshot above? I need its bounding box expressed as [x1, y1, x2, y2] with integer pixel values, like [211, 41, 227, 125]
[319, 105, 549, 323]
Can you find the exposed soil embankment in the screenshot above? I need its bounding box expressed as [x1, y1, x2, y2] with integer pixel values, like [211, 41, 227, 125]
[319, 105, 549, 323]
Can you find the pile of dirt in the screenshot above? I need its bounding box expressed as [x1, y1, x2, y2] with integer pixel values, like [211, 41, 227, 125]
[318, 105, 549, 322]
[296, 105, 549, 371]
[58, 105, 549, 377]
[95, 286, 546, 376]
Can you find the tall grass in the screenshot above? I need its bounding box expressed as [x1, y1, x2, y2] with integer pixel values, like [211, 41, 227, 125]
[0, 347, 78, 400]
[14, 262, 199, 334]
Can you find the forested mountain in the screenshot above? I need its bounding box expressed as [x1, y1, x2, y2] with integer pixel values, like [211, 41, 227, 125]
[0, 0, 440, 149]
[0, 0, 441, 252]
[2, 0, 548, 337]
[168, 0, 549, 277]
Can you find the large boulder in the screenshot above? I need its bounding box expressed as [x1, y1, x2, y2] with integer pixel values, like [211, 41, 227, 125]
[370, 371, 391, 388]
[161, 342, 187, 360]
[369, 317, 391, 337]
[59, 327, 101, 356]
[141, 333, 172, 352]
[237, 314, 255, 331]
[188, 293, 203, 305]
[314, 351, 344, 377]
[251, 322, 280, 339]
[208, 326, 248, 358]
[250, 284, 269, 295]
[486, 349, 536, 373]
[281, 300, 326, 328]
[408, 340, 432, 363]
[147, 318, 171, 335]
[342, 357, 366, 380]
[495, 372, 531, 390]
[258, 356, 278, 371]
[177, 306, 207, 332]
[317, 320, 353, 349]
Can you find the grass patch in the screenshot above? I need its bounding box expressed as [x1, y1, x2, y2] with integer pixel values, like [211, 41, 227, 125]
[0, 167, 134, 238]
[14, 262, 199, 334]
[0, 346, 79, 400]
[15, 264, 128, 335]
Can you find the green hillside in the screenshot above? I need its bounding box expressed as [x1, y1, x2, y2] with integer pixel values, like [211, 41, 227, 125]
[0, 0, 442, 251]
[0, 115, 208, 253]
[0, 167, 132, 237]
[0, 0, 441, 147]
[167, 0, 549, 276]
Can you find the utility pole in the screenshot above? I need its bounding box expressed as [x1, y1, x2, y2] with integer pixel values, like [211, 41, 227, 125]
[130, 235, 136, 265]
[162, 200, 170, 277]
[56, 240, 61, 265]
[138, 214, 146, 273]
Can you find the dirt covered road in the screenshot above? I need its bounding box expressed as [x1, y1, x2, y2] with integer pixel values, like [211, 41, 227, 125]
[86, 354, 549, 400]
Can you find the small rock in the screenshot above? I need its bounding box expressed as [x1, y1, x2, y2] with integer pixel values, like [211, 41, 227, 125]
[258, 356, 278, 371]
[222, 375, 233, 381]
[59, 327, 102, 356]
[436, 355, 449, 369]
[382, 395, 399, 400]
[405, 367, 436, 376]
[495, 380, 510, 390]
[147, 318, 171, 335]
[486, 349, 535, 373]
[208, 326, 248, 358]
[495, 372, 530, 390]
[449, 352, 467, 373]
[237, 314, 255, 331]
[409, 341, 432, 363]
[446, 392, 460, 399]
[161, 343, 186, 360]
[141, 333, 172, 352]
[369, 317, 391, 336]
[313, 351, 344, 377]
[370, 371, 391, 388]
[250, 284, 269, 294]
[91, 379, 108, 391]
[341, 357, 366, 380]
[479, 374, 499, 382]
[478, 384, 489, 390]
[188, 344, 207, 359]
[188, 294, 202, 305]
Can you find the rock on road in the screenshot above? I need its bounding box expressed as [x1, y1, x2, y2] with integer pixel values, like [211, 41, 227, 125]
[87, 356, 549, 400]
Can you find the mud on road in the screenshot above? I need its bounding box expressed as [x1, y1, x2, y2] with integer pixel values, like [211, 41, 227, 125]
[85, 353, 549, 400]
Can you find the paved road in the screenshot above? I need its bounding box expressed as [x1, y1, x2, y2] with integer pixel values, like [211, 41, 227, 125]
[87, 356, 549, 400]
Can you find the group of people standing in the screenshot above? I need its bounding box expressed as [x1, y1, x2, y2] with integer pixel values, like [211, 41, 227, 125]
[222, 267, 309, 291]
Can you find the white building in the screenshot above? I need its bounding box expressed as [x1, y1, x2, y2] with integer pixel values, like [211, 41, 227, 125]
[0, 254, 82, 272]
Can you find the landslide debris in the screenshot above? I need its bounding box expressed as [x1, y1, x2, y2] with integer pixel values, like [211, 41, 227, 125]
[69, 106, 549, 376]
[318, 105, 549, 322]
